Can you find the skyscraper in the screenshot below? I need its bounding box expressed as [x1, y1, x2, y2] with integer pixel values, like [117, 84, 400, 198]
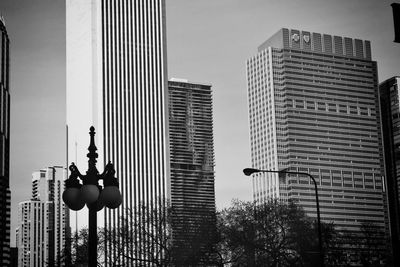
[66, 1, 169, 265]
[168, 79, 215, 263]
[246, 28, 386, 244]
[0, 16, 10, 267]
[16, 167, 68, 267]
[380, 76, 400, 264]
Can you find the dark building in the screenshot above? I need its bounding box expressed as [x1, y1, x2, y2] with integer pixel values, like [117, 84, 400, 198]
[9, 247, 17, 267]
[392, 3, 400, 43]
[168, 79, 216, 263]
[0, 17, 11, 267]
[380, 76, 400, 265]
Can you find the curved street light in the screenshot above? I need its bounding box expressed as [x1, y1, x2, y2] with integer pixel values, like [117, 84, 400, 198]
[243, 167, 324, 267]
[63, 126, 122, 266]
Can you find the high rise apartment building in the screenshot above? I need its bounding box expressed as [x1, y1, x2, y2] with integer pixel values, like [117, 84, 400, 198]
[16, 167, 68, 267]
[246, 28, 386, 236]
[66, 1, 169, 265]
[168, 79, 215, 262]
[0, 17, 10, 266]
[380, 76, 400, 263]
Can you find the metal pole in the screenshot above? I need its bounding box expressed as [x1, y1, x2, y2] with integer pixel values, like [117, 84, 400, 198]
[283, 171, 324, 267]
[88, 206, 97, 267]
[243, 168, 324, 266]
[306, 173, 324, 267]
[88, 126, 98, 267]
[64, 127, 121, 267]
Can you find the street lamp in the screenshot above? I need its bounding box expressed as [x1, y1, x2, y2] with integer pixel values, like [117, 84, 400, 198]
[63, 126, 122, 266]
[243, 167, 324, 267]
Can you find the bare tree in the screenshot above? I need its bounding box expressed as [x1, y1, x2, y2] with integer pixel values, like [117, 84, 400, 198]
[217, 199, 321, 267]
[68, 199, 374, 266]
[102, 202, 172, 266]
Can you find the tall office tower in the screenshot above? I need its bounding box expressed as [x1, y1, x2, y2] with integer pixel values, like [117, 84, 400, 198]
[246, 28, 386, 250]
[66, 1, 168, 265]
[0, 17, 10, 267]
[380, 76, 400, 264]
[168, 79, 215, 263]
[16, 167, 68, 267]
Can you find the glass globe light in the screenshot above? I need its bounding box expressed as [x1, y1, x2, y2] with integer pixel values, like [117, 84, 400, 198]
[95, 198, 105, 211]
[87, 197, 105, 211]
[99, 186, 122, 209]
[81, 184, 100, 204]
[62, 188, 85, 211]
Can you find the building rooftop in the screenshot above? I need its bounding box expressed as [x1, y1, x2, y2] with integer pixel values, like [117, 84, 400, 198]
[257, 28, 372, 60]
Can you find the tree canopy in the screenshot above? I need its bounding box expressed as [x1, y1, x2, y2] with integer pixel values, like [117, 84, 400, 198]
[216, 199, 320, 266]
[66, 199, 391, 266]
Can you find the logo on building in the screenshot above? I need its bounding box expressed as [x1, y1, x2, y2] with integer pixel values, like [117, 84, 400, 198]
[292, 33, 300, 42]
[303, 35, 310, 43]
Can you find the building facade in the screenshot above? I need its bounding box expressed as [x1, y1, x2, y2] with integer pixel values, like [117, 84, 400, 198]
[0, 16, 11, 267]
[380, 76, 400, 264]
[246, 28, 386, 241]
[168, 79, 215, 263]
[16, 167, 68, 267]
[66, 0, 169, 265]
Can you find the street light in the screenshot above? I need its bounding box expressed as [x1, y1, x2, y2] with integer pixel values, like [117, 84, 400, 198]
[63, 126, 122, 266]
[243, 167, 324, 267]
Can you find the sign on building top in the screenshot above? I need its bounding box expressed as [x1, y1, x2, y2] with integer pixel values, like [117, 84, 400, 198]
[292, 33, 300, 42]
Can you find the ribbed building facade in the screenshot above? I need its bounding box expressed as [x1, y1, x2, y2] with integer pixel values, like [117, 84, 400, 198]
[16, 167, 68, 267]
[66, 1, 169, 265]
[0, 17, 10, 267]
[380, 76, 400, 264]
[246, 28, 385, 237]
[168, 79, 215, 263]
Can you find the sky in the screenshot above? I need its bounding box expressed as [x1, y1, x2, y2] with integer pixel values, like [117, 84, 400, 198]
[0, 0, 399, 246]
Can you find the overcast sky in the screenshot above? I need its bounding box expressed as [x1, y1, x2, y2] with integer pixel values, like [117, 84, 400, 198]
[0, 0, 399, 246]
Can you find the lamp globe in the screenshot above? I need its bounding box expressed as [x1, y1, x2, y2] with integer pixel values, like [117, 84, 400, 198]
[99, 186, 122, 209]
[62, 187, 85, 211]
[81, 184, 100, 204]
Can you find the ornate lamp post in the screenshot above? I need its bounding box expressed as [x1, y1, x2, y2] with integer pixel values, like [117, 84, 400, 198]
[62, 126, 122, 266]
[243, 167, 324, 267]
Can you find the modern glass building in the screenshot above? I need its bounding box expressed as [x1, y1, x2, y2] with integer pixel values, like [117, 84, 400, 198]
[168, 79, 215, 263]
[246, 28, 386, 239]
[0, 17, 10, 267]
[66, 0, 169, 265]
[380, 76, 400, 264]
[16, 167, 68, 267]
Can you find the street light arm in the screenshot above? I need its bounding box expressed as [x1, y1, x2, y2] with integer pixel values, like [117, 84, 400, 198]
[243, 168, 260, 176]
[279, 170, 318, 188]
[242, 167, 324, 267]
[243, 168, 318, 188]
[69, 162, 84, 180]
[100, 162, 115, 178]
